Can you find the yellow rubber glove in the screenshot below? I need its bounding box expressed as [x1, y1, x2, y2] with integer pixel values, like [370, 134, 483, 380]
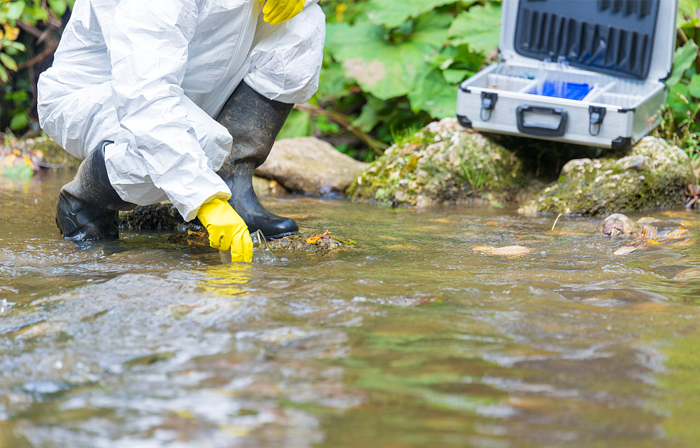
[258, 0, 304, 25]
[197, 198, 253, 263]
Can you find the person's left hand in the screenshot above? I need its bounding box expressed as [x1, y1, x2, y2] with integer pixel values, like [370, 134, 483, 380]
[258, 0, 304, 25]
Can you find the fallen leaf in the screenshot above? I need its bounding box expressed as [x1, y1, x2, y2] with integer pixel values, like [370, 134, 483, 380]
[613, 246, 639, 256]
[636, 225, 658, 239]
[429, 219, 450, 224]
[473, 245, 533, 257]
[631, 302, 669, 312]
[306, 229, 331, 245]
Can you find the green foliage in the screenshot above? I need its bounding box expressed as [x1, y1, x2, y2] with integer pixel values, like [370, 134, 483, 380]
[657, 2, 700, 164]
[0, 0, 72, 132]
[307, 0, 500, 161]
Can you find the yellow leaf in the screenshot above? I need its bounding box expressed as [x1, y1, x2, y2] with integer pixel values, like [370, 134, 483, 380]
[3, 24, 19, 42]
[306, 236, 322, 244]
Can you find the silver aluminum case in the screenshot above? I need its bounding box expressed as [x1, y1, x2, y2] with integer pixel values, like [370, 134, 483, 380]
[457, 0, 678, 148]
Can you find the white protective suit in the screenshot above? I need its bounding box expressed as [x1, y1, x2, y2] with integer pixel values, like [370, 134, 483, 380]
[38, 0, 325, 221]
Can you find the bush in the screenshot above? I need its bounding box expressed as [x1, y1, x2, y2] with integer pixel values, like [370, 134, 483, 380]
[0, 0, 72, 134]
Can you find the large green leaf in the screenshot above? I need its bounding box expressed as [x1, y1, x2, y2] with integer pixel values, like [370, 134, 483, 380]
[326, 12, 451, 100]
[448, 3, 502, 54]
[408, 69, 457, 119]
[667, 40, 699, 87]
[367, 0, 464, 29]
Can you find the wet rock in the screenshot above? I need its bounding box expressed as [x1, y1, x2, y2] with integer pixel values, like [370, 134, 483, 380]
[685, 183, 700, 209]
[600, 214, 639, 237]
[348, 118, 532, 207]
[119, 202, 192, 231]
[169, 230, 354, 255]
[599, 214, 661, 238]
[255, 137, 369, 195]
[522, 137, 696, 216]
[119, 177, 285, 230]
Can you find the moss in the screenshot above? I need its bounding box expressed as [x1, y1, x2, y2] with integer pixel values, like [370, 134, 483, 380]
[119, 203, 194, 231]
[521, 137, 696, 216]
[169, 230, 354, 255]
[348, 118, 535, 207]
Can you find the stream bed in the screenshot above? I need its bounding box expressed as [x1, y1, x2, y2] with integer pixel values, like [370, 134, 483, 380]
[1, 172, 700, 448]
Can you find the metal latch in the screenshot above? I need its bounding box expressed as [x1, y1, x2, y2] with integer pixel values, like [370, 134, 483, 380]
[480, 92, 498, 121]
[589, 106, 606, 136]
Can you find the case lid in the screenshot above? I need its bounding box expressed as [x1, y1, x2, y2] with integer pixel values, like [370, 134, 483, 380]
[500, 0, 678, 80]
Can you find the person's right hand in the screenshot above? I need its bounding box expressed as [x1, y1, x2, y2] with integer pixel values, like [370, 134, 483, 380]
[197, 198, 253, 262]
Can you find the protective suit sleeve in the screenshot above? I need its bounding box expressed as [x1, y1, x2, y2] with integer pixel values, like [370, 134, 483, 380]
[107, 0, 231, 221]
[244, 3, 325, 104]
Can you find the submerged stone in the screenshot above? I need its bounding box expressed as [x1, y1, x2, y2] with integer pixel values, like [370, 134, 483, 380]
[119, 202, 192, 231]
[119, 178, 286, 230]
[521, 137, 696, 216]
[348, 118, 533, 207]
[169, 230, 353, 255]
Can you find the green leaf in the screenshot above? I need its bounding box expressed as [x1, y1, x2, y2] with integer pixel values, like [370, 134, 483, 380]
[7, 1, 26, 20]
[326, 12, 451, 100]
[48, 0, 67, 17]
[689, 74, 700, 98]
[667, 83, 692, 119]
[353, 95, 385, 132]
[0, 53, 18, 71]
[408, 69, 457, 119]
[0, 65, 8, 83]
[667, 40, 699, 87]
[442, 68, 471, 84]
[367, 0, 465, 29]
[277, 109, 314, 139]
[448, 3, 502, 54]
[10, 111, 29, 131]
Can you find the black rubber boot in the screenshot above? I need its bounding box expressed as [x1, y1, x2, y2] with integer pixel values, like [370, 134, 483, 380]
[216, 82, 297, 239]
[56, 141, 135, 241]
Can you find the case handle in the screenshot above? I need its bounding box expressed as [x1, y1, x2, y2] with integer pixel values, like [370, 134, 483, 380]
[516, 106, 568, 137]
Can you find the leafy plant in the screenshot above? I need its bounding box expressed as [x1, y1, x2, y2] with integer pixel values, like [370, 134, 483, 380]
[285, 0, 502, 161]
[656, 1, 700, 164]
[0, 0, 73, 133]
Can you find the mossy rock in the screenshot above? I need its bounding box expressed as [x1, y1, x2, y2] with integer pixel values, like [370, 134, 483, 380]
[348, 118, 533, 207]
[12, 136, 81, 170]
[169, 230, 353, 255]
[119, 178, 282, 231]
[119, 203, 193, 231]
[520, 137, 696, 216]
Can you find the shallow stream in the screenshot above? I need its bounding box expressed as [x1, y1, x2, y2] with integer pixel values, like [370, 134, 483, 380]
[2, 173, 700, 447]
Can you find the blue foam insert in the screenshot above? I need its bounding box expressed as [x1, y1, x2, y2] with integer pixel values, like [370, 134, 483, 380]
[529, 81, 592, 101]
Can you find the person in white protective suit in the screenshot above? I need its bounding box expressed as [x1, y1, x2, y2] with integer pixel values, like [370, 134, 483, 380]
[38, 0, 325, 262]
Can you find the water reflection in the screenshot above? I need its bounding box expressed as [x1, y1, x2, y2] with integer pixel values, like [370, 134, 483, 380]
[1, 174, 700, 447]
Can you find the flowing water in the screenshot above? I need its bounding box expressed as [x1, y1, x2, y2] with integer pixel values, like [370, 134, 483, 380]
[2, 172, 700, 448]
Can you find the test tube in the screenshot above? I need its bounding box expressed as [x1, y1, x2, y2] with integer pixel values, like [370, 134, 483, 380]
[555, 56, 566, 98]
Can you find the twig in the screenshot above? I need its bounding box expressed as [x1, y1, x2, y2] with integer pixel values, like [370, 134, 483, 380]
[294, 103, 388, 155]
[551, 214, 563, 232]
[16, 41, 59, 71]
